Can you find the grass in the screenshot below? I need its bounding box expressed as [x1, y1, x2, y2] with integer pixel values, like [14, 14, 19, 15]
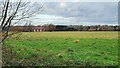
[3, 31, 119, 66]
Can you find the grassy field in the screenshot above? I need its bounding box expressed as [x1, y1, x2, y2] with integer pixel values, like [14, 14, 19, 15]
[3, 31, 118, 66]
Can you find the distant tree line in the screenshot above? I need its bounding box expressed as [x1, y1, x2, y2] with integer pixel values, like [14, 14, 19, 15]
[4, 24, 120, 32]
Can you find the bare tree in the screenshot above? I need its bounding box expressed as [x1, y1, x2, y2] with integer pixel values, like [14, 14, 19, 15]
[43, 24, 56, 32]
[0, 0, 43, 43]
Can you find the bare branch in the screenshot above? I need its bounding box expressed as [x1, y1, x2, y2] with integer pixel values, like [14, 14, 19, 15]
[0, 0, 44, 42]
[1, 0, 9, 26]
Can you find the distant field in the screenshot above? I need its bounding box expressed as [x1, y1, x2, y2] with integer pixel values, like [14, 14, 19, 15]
[3, 31, 118, 66]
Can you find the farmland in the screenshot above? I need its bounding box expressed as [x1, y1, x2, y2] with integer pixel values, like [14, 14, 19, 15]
[3, 31, 119, 66]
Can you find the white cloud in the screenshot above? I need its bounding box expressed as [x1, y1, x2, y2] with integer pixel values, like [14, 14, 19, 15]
[6, 0, 119, 2]
[30, 14, 75, 25]
[59, 2, 67, 8]
[40, 2, 118, 25]
[29, 14, 118, 26]
[5, 2, 117, 25]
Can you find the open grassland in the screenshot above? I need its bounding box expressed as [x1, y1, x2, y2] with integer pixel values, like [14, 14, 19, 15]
[3, 31, 119, 66]
[14, 31, 118, 39]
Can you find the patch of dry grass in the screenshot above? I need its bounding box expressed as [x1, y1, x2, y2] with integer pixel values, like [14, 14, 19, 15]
[13, 31, 118, 40]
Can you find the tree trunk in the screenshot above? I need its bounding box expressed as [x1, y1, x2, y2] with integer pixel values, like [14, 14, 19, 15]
[0, 26, 2, 67]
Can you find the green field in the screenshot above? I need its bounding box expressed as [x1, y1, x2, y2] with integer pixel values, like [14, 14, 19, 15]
[3, 31, 119, 66]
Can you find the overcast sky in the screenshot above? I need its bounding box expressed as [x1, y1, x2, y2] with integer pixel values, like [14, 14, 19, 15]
[9, 0, 120, 2]
[28, 2, 118, 26]
[1, 0, 118, 25]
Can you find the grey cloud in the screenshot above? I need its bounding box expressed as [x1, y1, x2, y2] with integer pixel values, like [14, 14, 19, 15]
[39, 2, 118, 25]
